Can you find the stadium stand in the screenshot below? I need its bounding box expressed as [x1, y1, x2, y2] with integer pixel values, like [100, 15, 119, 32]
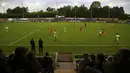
[0, 47, 130, 73]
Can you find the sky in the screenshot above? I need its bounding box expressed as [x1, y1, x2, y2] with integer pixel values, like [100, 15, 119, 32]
[0, 0, 130, 14]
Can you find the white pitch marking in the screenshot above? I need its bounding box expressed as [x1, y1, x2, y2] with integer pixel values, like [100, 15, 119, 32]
[0, 44, 130, 47]
[8, 32, 34, 46]
[36, 29, 40, 31]
[8, 29, 41, 46]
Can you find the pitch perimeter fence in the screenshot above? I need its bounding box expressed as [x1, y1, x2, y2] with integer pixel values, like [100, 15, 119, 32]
[0, 18, 119, 23]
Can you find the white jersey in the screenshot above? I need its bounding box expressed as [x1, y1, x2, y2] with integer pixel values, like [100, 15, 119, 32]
[116, 35, 120, 40]
[54, 31, 57, 37]
[64, 28, 66, 32]
[5, 26, 9, 29]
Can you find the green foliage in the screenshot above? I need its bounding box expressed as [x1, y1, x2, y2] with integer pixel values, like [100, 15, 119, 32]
[0, 1, 128, 19]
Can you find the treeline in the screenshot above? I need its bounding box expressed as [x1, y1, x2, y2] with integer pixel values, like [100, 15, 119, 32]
[0, 1, 129, 20]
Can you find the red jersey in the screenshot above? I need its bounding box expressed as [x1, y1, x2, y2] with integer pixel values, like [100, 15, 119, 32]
[102, 31, 106, 36]
[80, 26, 82, 31]
[50, 28, 53, 33]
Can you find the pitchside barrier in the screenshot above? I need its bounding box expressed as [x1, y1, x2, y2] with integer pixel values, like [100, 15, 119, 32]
[0, 18, 120, 22]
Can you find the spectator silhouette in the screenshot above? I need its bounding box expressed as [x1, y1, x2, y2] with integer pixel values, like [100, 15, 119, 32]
[7, 52, 15, 71]
[89, 54, 96, 67]
[10, 47, 33, 73]
[30, 38, 36, 53]
[114, 49, 130, 73]
[42, 52, 54, 73]
[103, 55, 115, 73]
[94, 53, 105, 73]
[0, 49, 11, 73]
[84, 66, 102, 73]
[39, 38, 43, 54]
[78, 54, 90, 73]
[27, 52, 42, 73]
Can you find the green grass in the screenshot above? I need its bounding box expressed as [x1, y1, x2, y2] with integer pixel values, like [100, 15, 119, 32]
[0, 22, 130, 54]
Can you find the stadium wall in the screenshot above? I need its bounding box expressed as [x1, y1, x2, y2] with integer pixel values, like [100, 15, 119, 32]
[98, 18, 119, 21]
[0, 18, 7, 22]
[0, 18, 120, 22]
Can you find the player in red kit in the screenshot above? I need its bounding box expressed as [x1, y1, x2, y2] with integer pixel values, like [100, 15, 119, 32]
[80, 26, 82, 33]
[50, 27, 53, 35]
[102, 29, 106, 36]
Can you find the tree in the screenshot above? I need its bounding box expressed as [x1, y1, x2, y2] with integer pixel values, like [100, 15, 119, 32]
[119, 7, 125, 15]
[46, 7, 55, 12]
[7, 8, 13, 14]
[2, 2, 129, 19]
[76, 4, 88, 17]
[39, 10, 43, 12]
[71, 5, 79, 17]
[101, 6, 110, 17]
[90, 1, 101, 9]
[89, 1, 102, 18]
[6, 6, 28, 14]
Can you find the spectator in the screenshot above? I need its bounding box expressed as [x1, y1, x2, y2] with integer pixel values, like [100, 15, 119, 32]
[89, 54, 96, 67]
[39, 38, 43, 54]
[103, 55, 115, 73]
[114, 49, 130, 73]
[84, 66, 102, 73]
[42, 52, 54, 73]
[10, 47, 33, 73]
[78, 54, 90, 73]
[0, 49, 11, 73]
[94, 53, 105, 73]
[30, 38, 36, 53]
[108, 55, 112, 61]
[7, 53, 14, 68]
[27, 52, 42, 73]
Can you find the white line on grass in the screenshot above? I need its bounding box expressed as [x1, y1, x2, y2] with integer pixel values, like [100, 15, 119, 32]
[1, 44, 130, 47]
[8, 29, 40, 46]
[8, 32, 34, 46]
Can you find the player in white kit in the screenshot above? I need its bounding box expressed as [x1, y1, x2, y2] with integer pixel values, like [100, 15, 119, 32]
[53, 30, 57, 41]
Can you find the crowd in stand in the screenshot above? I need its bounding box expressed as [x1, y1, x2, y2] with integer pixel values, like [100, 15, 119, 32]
[77, 49, 130, 73]
[0, 47, 54, 73]
[0, 46, 130, 73]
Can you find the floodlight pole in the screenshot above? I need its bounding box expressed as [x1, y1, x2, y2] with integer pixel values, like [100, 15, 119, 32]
[91, 8, 93, 18]
[2, 3, 6, 22]
[21, 1, 24, 18]
[75, 6, 76, 22]
[37, 6, 39, 18]
[57, 10, 58, 17]
[108, 7, 110, 18]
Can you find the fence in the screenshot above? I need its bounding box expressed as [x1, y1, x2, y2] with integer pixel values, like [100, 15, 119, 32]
[0, 18, 119, 22]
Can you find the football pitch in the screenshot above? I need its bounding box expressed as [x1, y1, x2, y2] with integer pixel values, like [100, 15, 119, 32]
[0, 22, 130, 54]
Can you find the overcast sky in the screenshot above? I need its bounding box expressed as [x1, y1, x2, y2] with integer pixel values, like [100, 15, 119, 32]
[0, 0, 130, 14]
